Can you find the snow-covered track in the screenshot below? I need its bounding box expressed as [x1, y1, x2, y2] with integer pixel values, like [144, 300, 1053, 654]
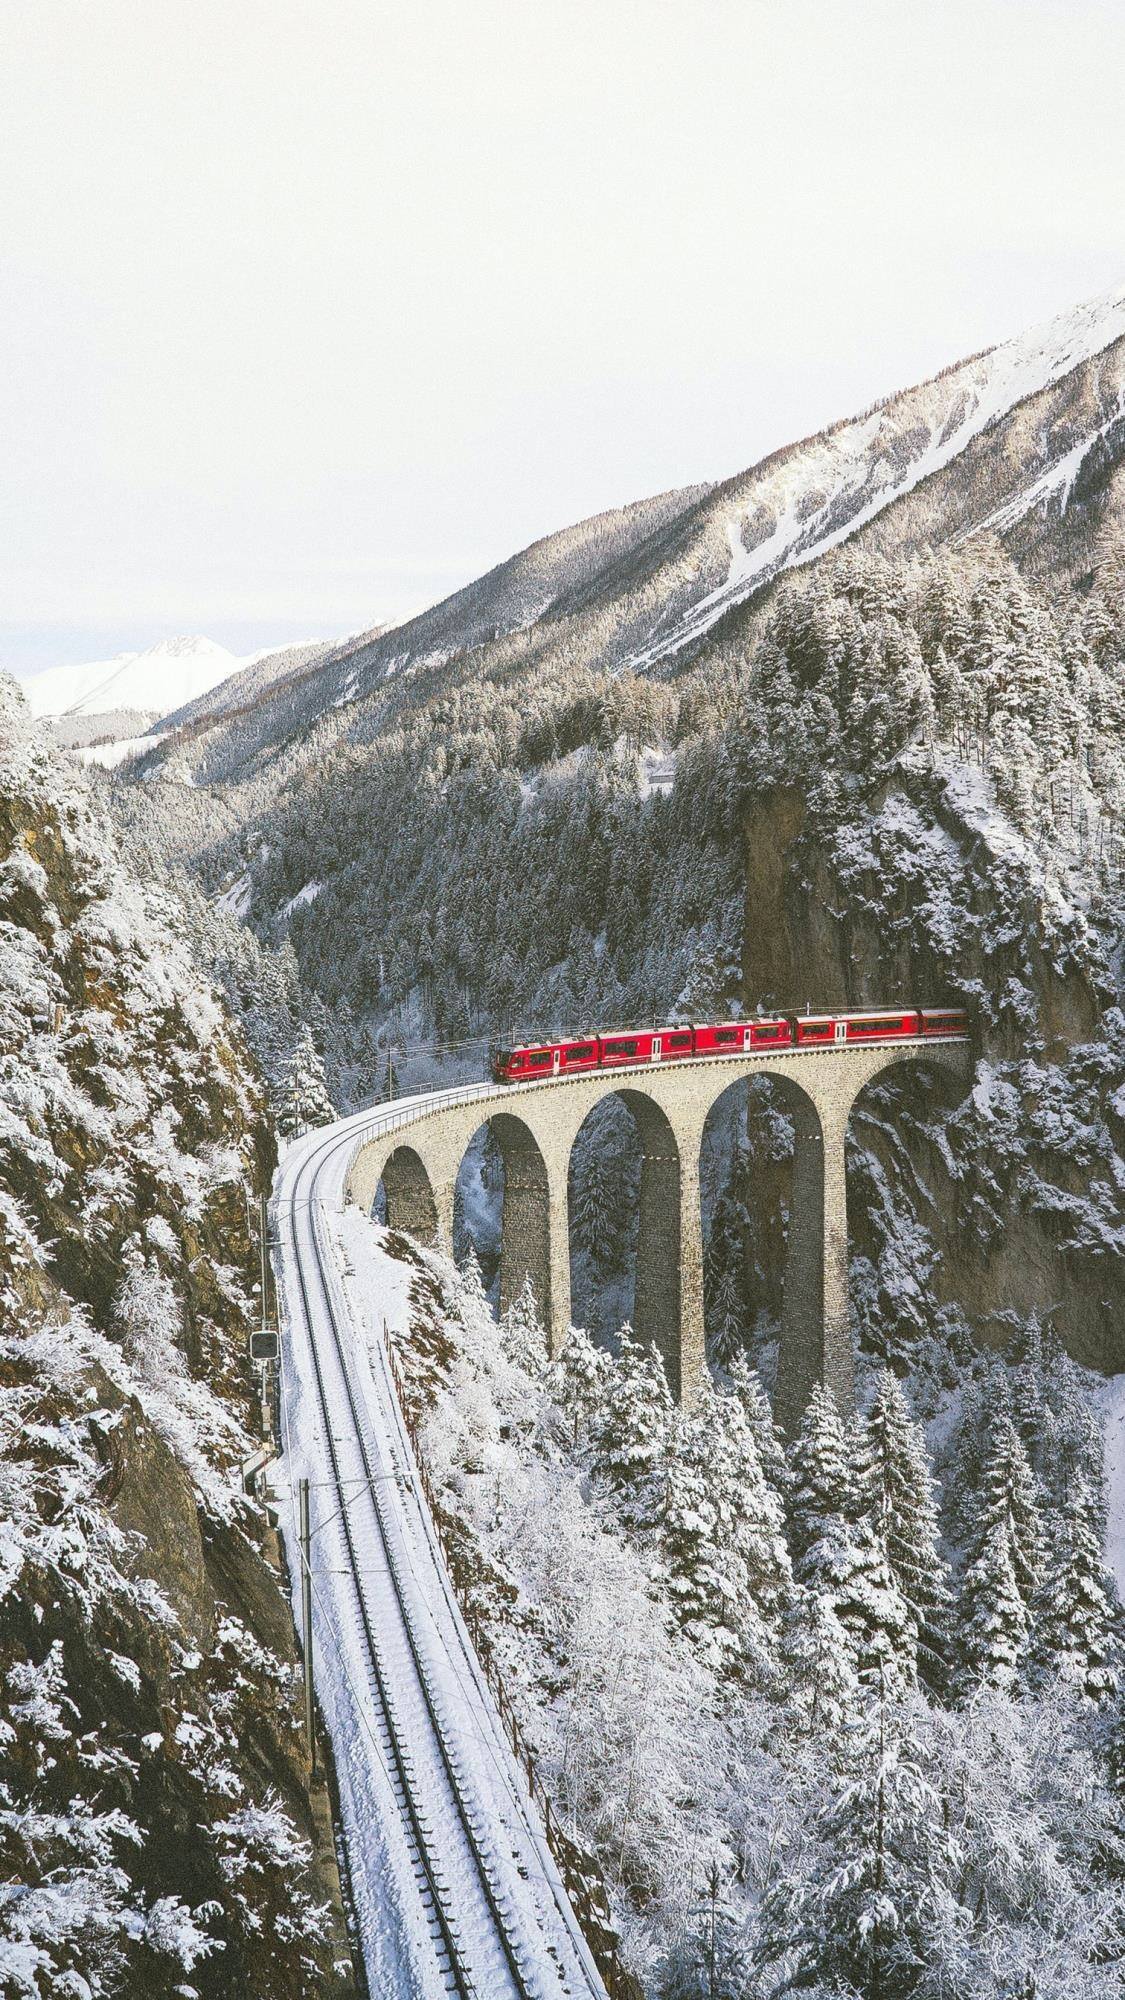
[274, 1099, 609, 2000]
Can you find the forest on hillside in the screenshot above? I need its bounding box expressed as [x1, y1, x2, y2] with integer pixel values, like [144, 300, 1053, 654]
[115, 538, 1125, 1382]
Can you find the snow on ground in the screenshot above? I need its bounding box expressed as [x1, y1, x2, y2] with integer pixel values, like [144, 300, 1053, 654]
[279, 880, 323, 922]
[77, 733, 163, 769]
[968, 388, 1125, 539]
[216, 873, 252, 920]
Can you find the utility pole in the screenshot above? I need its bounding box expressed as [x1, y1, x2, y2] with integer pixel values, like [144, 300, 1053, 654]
[299, 1477, 315, 1773]
[259, 1194, 268, 1335]
[707, 1860, 719, 2000]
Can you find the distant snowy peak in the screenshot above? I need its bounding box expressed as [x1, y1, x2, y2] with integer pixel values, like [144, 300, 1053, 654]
[21, 635, 243, 722]
[629, 279, 1125, 669]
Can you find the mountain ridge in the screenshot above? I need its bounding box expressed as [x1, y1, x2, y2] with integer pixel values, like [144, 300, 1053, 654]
[125, 278, 1125, 797]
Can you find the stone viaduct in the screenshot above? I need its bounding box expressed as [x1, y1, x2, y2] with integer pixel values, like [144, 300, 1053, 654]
[343, 1039, 969, 1428]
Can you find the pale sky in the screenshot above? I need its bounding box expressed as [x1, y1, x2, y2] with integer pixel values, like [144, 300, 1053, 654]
[3, 0, 1125, 676]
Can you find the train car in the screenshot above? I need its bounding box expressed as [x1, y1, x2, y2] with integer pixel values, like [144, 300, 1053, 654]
[793, 1010, 922, 1045]
[792, 1013, 838, 1046]
[841, 1008, 922, 1042]
[491, 1042, 555, 1083]
[492, 1036, 602, 1083]
[919, 1007, 969, 1037]
[598, 1027, 695, 1066]
[694, 1018, 794, 1056]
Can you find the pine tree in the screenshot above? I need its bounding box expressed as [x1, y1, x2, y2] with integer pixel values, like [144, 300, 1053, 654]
[755, 1685, 963, 1997]
[861, 1373, 952, 1692]
[662, 1381, 792, 1674]
[547, 1322, 609, 1448]
[788, 1384, 862, 1561]
[958, 1412, 1044, 1693]
[725, 1351, 789, 1496]
[707, 1256, 746, 1367]
[594, 1323, 672, 1524]
[780, 1585, 861, 1738]
[453, 1245, 494, 1340]
[277, 1025, 335, 1137]
[499, 1274, 547, 1376]
[789, 1387, 914, 1696]
[1030, 1479, 1117, 1702]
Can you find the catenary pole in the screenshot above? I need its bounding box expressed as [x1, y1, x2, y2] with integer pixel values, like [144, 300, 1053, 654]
[299, 1476, 315, 1772]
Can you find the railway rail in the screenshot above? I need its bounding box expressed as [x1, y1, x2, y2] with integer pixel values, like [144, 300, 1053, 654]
[275, 1100, 609, 2000]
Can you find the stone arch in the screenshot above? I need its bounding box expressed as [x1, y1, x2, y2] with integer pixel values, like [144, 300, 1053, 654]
[696, 1066, 830, 1428]
[379, 1145, 439, 1243]
[839, 1041, 972, 1369]
[454, 1113, 553, 1330]
[568, 1086, 684, 1397]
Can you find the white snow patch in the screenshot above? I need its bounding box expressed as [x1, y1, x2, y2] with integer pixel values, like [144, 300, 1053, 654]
[20, 637, 242, 724]
[216, 873, 252, 920]
[279, 881, 323, 921]
[77, 734, 162, 770]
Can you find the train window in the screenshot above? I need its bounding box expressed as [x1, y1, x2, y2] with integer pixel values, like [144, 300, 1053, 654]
[668, 1032, 691, 1048]
[927, 1014, 961, 1029]
[603, 1039, 638, 1057]
[755, 1023, 782, 1039]
[715, 1028, 738, 1045]
[567, 1045, 595, 1061]
[528, 1051, 550, 1067]
[854, 1018, 899, 1034]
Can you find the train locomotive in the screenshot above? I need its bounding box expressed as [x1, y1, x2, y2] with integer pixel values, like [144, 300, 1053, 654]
[490, 1009, 967, 1084]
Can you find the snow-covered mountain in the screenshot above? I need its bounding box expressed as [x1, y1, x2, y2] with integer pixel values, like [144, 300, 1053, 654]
[127, 278, 1125, 791]
[20, 633, 244, 724]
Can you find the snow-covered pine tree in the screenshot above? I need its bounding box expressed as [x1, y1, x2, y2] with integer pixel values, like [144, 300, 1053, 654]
[755, 1682, 963, 1996]
[547, 1321, 609, 1448]
[452, 1244, 494, 1342]
[569, 1132, 623, 1271]
[1030, 1477, 1117, 1702]
[861, 1371, 952, 1692]
[277, 1024, 335, 1138]
[707, 1255, 746, 1368]
[665, 1858, 752, 2000]
[788, 1386, 915, 1695]
[661, 1380, 791, 1675]
[725, 1351, 789, 1497]
[780, 1585, 861, 1739]
[787, 1383, 861, 1561]
[957, 1411, 1044, 1694]
[499, 1274, 548, 1376]
[593, 1323, 672, 1525]
[569, 1100, 636, 1275]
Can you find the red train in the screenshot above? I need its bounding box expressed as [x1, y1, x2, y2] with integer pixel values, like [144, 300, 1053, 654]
[491, 1009, 967, 1084]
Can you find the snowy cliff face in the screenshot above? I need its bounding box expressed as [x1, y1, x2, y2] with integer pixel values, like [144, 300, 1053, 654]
[0, 677, 355, 1997]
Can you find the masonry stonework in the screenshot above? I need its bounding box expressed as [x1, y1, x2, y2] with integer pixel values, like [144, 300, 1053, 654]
[343, 1040, 969, 1425]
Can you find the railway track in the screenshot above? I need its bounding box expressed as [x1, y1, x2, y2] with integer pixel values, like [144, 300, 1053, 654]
[276, 1105, 608, 2000]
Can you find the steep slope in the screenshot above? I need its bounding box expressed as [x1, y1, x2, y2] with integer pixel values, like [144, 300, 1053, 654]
[156, 634, 354, 733]
[120, 280, 1125, 808]
[0, 676, 356, 1996]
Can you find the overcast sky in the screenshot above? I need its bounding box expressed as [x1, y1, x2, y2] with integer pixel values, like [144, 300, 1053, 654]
[3, 0, 1125, 676]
